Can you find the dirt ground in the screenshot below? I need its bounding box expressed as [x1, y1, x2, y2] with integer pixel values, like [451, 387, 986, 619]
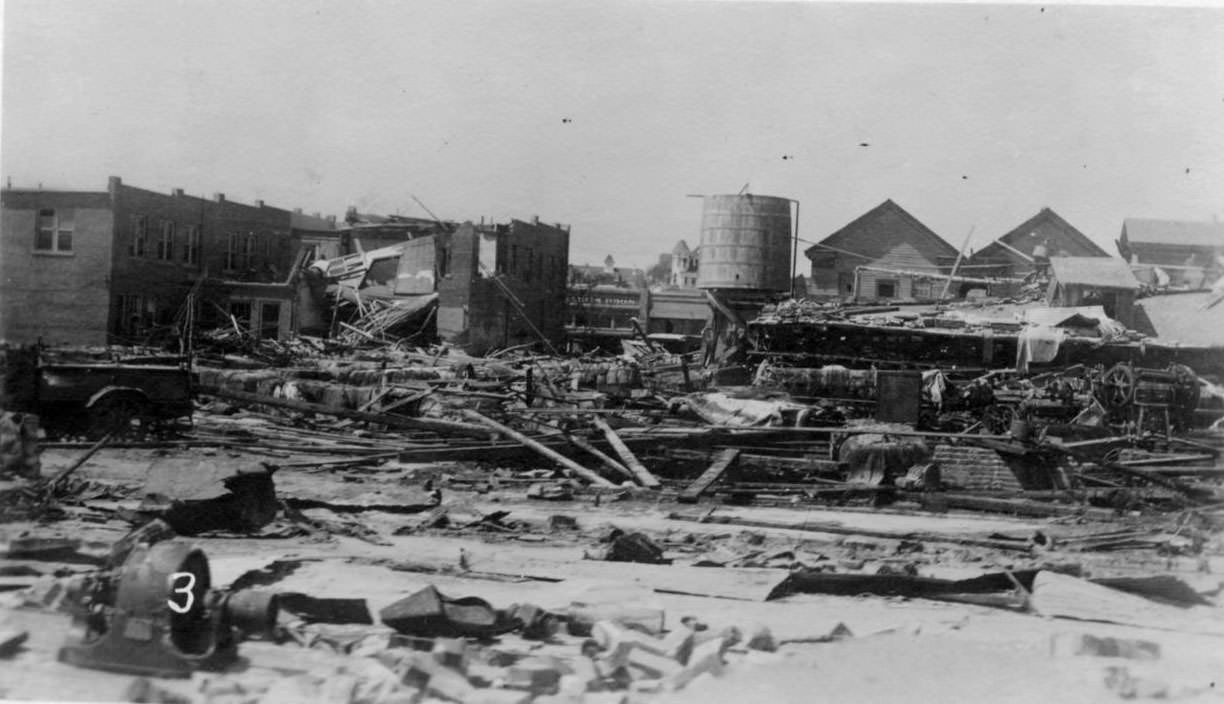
[2, 444, 1222, 703]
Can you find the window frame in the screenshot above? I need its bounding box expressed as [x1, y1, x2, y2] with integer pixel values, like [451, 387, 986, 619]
[129, 215, 148, 257]
[34, 208, 75, 254]
[183, 225, 202, 266]
[156, 220, 176, 261]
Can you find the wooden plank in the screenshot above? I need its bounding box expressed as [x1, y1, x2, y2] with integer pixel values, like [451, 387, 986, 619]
[460, 410, 617, 488]
[677, 448, 740, 503]
[593, 416, 661, 488]
[212, 388, 492, 439]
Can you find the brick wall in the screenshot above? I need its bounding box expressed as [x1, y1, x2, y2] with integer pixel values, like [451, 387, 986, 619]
[436, 220, 569, 355]
[108, 178, 295, 342]
[1, 190, 114, 345]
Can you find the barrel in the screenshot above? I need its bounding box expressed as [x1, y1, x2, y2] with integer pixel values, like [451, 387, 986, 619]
[697, 194, 792, 291]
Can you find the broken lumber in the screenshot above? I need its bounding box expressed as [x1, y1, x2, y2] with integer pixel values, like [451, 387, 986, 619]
[47, 431, 113, 495]
[566, 434, 636, 483]
[677, 448, 740, 504]
[592, 416, 661, 488]
[668, 511, 1036, 552]
[460, 410, 617, 488]
[212, 388, 492, 439]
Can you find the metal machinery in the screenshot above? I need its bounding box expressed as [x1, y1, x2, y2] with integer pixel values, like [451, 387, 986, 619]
[58, 541, 277, 677]
[1095, 362, 1200, 437]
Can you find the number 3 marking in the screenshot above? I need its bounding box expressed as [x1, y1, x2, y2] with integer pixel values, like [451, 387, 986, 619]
[167, 572, 195, 614]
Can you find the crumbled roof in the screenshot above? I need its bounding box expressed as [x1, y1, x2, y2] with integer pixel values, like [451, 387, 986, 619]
[1048, 256, 1140, 289]
[1122, 219, 1224, 248]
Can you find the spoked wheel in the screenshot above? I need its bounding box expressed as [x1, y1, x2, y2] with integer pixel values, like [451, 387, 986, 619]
[1097, 364, 1135, 410]
[87, 394, 149, 440]
[982, 404, 1017, 434]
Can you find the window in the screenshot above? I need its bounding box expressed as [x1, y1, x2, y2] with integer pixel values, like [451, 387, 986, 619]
[117, 294, 155, 337]
[244, 234, 256, 269]
[226, 232, 240, 270]
[183, 225, 201, 265]
[157, 220, 175, 260]
[129, 216, 147, 256]
[876, 279, 897, 299]
[35, 209, 74, 253]
[259, 302, 281, 339]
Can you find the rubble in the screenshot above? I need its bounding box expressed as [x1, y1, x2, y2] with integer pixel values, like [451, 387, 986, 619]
[3, 291, 1223, 703]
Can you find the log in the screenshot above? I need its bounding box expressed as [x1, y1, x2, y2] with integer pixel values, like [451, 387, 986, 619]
[592, 417, 661, 488]
[212, 388, 493, 439]
[460, 410, 617, 487]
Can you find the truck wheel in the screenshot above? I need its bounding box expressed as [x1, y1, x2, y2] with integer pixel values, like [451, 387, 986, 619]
[88, 395, 148, 440]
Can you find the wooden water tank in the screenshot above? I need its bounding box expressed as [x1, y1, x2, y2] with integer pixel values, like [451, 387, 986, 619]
[697, 194, 792, 291]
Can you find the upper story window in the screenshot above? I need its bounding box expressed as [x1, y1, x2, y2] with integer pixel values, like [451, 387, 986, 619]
[129, 215, 147, 256]
[156, 220, 176, 260]
[35, 209, 74, 253]
[225, 232, 240, 270]
[183, 225, 201, 266]
[243, 233, 257, 269]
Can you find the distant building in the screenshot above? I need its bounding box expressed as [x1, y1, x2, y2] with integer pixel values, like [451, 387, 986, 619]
[970, 208, 1108, 279]
[805, 199, 958, 303]
[1, 176, 335, 345]
[670, 239, 700, 288]
[1046, 256, 1141, 327]
[1117, 218, 1224, 289]
[569, 253, 646, 289]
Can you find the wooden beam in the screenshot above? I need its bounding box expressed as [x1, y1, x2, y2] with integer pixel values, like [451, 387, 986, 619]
[460, 410, 617, 487]
[592, 417, 661, 488]
[211, 388, 493, 439]
[677, 448, 740, 503]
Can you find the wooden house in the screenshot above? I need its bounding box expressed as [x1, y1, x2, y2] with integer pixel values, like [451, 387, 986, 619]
[970, 208, 1108, 279]
[1118, 218, 1224, 289]
[804, 199, 957, 303]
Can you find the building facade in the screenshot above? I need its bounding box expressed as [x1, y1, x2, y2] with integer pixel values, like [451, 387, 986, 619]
[1118, 218, 1224, 289]
[1, 177, 335, 346]
[435, 219, 570, 355]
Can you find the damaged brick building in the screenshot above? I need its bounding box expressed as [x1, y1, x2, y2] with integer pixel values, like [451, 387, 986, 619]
[0, 176, 335, 346]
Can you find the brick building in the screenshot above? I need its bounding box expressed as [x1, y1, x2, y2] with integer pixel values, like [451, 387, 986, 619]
[1, 176, 334, 346]
[435, 219, 570, 355]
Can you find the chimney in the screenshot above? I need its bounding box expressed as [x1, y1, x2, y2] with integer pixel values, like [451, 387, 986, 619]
[327, 215, 337, 226]
[532, 215, 540, 225]
[255, 199, 264, 208]
[312, 212, 321, 218]
[213, 193, 225, 202]
[293, 208, 302, 214]
[172, 188, 184, 197]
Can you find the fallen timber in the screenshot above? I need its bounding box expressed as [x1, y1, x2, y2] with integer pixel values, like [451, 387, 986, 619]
[209, 387, 494, 439]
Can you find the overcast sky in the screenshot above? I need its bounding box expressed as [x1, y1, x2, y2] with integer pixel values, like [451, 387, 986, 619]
[3, 0, 1222, 269]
